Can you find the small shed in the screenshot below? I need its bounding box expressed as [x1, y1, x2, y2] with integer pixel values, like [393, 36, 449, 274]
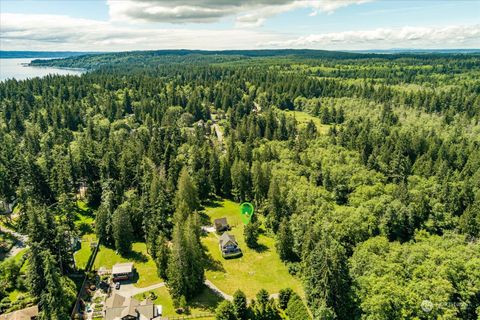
[214, 217, 230, 233]
[112, 262, 134, 282]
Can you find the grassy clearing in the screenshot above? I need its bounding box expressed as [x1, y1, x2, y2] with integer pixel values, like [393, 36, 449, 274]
[134, 285, 219, 320]
[74, 233, 96, 270]
[202, 199, 304, 298]
[74, 200, 95, 235]
[2, 249, 31, 306]
[285, 110, 330, 134]
[93, 242, 161, 288]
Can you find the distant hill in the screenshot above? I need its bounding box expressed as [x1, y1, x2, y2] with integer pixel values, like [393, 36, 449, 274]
[27, 48, 480, 71]
[351, 48, 480, 54]
[0, 51, 99, 59]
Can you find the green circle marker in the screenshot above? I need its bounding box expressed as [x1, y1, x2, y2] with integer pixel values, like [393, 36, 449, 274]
[240, 202, 254, 225]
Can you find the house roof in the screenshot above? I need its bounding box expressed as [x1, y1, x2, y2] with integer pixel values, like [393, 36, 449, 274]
[214, 217, 228, 228]
[112, 262, 134, 275]
[219, 232, 237, 247]
[105, 293, 159, 320]
[0, 305, 38, 320]
[105, 292, 127, 309]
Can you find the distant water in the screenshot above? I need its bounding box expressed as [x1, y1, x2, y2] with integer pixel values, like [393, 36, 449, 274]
[0, 58, 84, 81]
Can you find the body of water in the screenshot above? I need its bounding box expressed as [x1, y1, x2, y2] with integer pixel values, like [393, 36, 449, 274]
[0, 58, 84, 81]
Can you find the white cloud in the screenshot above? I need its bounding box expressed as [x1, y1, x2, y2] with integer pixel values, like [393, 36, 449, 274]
[0, 13, 279, 51]
[107, 0, 373, 27]
[1, 13, 478, 51]
[263, 25, 480, 49]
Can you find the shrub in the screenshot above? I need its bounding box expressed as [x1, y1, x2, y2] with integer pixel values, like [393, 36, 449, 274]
[285, 293, 310, 320]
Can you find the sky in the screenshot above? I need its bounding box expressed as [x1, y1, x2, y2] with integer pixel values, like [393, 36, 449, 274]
[0, 0, 479, 51]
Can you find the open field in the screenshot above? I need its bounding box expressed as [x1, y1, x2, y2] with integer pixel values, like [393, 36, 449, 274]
[93, 242, 162, 288]
[284, 110, 330, 134]
[73, 233, 96, 270]
[202, 199, 304, 298]
[74, 200, 95, 235]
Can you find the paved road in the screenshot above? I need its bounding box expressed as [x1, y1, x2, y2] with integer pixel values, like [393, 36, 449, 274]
[116, 278, 279, 304]
[204, 280, 233, 301]
[116, 282, 166, 298]
[201, 226, 216, 233]
[0, 226, 28, 258]
[204, 280, 279, 301]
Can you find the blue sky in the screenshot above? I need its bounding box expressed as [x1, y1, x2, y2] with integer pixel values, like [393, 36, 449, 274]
[1, 0, 479, 51]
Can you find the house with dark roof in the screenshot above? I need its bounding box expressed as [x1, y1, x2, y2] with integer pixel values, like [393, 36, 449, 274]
[214, 217, 230, 233]
[219, 232, 242, 258]
[112, 262, 134, 282]
[104, 293, 162, 320]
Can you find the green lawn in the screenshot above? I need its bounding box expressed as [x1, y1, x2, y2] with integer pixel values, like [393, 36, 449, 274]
[2, 249, 31, 305]
[8, 289, 29, 301]
[202, 199, 304, 298]
[74, 200, 95, 235]
[285, 110, 330, 134]
[93, 242, 162, 288]
[203, 198, 243, 227]
[74, 233, 96, 270]
[134, 285, 218, 320]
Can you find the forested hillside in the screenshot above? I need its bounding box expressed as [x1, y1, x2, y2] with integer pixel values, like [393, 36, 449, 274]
[1, 50, 479, 319]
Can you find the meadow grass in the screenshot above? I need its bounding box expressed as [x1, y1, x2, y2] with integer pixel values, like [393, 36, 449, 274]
[202, 199, 304, 298]
[134, 285, 219, 320]
[93, 242, 161, 288]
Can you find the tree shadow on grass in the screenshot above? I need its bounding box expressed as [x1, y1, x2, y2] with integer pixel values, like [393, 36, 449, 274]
[251, 243, 269, 253]
[189, 285, 224, 312]
[123, 250, 149, 263]
[78, 222, 93, 235]
[202, 247, 225, 273]
[198, 211, 211, 226]
[201, 197, 224, 210]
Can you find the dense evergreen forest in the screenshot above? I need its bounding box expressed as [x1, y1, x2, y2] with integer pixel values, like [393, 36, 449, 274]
[1, 50, 480, 319]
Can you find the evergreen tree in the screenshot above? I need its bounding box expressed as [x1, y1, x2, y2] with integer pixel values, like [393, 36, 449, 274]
[276, 218, 296, 262]
[167, 215, 204, 300]
[231, 158, 250, 202]
[215, 300, 237, 320]
[244, 221, 259, 249]
[285, 292, 311, 320]
[123, 90, 133, 114]
[27, 243, 46, 298]
[167, 223, 188, 301]
[253, 289, 278, 320]
[154, 232, 170, 280]
[38, 251, 70, 320]
[233, 289, 248, 320]
[112, 202, 134, 254]
[95, 180, 115, 245]
[175, 167, 199, 212]
[220, 157, 232, 197]
[278, 288, 293, 310]
[304, 231, 355, 319]
[266, 177, 283, 232]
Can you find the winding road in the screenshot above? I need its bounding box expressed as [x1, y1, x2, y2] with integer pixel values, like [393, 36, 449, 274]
[0, 226, 28, 258]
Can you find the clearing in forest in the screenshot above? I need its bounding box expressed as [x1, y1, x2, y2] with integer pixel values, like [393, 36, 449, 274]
[202, 199, 304, 298]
